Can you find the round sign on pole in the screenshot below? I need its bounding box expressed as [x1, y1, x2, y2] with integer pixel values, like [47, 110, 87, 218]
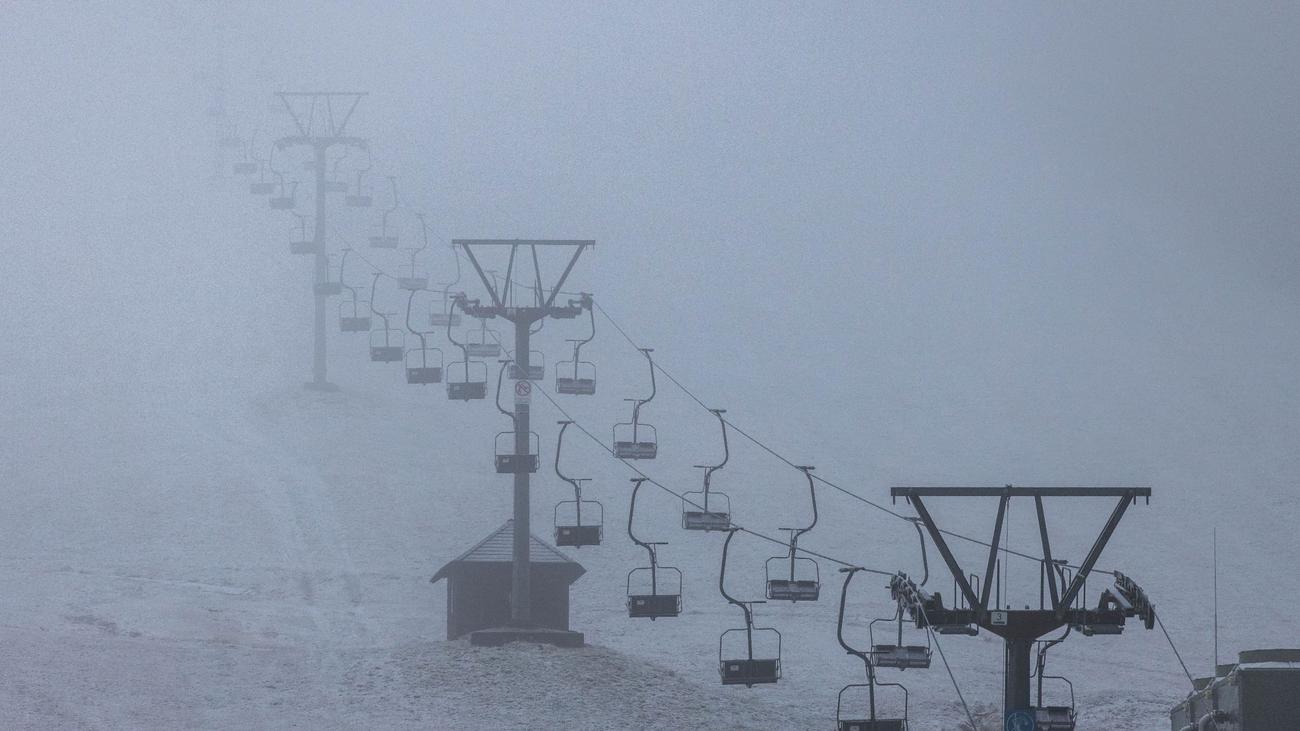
[1005, 710, 1035, 731]
[514, 379, 532, 404]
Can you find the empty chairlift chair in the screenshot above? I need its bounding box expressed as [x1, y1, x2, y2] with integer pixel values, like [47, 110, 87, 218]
[1030, 631, 1077, 730]
[403, 289, 442, 384]
[314, 255, 343, 296]
[683, 408, 731, 531]
[766, 466, 821, 602]
[552, 421, 602, 548]
[718, 529, 782, 687]
[367, 274, 404, 362]
[494, 431, 539, 474]
[270, 178, 296, 210]
[288, 212, 319, 255]
[836, 568, 911, 731]
[556, 296, 596, 395]
[429, 294, 463, 328]
[398, 214, 431, 291]
[444, 299, 487, 401]
[232, 137, 259, 175]
[369, 176, 399, 249]
[612, 348, 658, 459]
[625, 478, 682, 619]
[868, 607, 932, 670]
[346, 169, 372, 208]
[508, 350, 544, 380]
[465, 320, 502, 358]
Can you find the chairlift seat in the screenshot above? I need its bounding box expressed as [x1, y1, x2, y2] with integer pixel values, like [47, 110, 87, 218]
[556, 377, 596, 395]
[270, 196, 294, 210]
[250, 182, 276, 195]
[465, 343, 501, 358]
[447, 381, 486, 401]
[398, 276, 427, 291]
[340, 316, 371, 332]
[323, 181, 347, 193]
[627, 594, 680, 619]
[430, 312, 463, 327]
[370, 346, 403, 362]
[369, 235, 398, 249]
[838, 720, 906, 731]
[346, 195, 373, 208]
[870, 645, 932, 670]
[1034, 706, 1076, 731]
[555, 525, 602, 547]
[719, 658, 780, 686]
[314, 282, 343, 296]
[613, 441, 657, 459]
[495, 454, 539, 474]
[935, 624, 978, 636]
[766, 579, 820, 602]
[509, 364, 544, 381]
[232, 161, 258, 175]
[406, 366, 442, 384]
[683, 510, 731, 531]
[290, 240, 319, 255]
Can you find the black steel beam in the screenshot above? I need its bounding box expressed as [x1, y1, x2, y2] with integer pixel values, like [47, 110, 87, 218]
[1057, 494, 1133, 618]
[979, 494, 1009, 616]
[1035, 496, 1060, 611]
[458, 243, 504, 310]
[451, 239, 596, 247]
[892, 487, 1151, 498]
[911, 496, 981, 611]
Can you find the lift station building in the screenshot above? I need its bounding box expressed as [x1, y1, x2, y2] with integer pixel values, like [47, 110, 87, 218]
[431, 520, 585, 641]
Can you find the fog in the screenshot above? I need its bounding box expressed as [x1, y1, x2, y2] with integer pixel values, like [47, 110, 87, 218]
[1, 2, 1297, 729]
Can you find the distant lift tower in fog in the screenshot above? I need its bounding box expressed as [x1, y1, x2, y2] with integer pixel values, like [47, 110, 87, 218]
[453, 239, 593, 640]
[889, 486, 1156, 730]
[274, 91, 369, 391]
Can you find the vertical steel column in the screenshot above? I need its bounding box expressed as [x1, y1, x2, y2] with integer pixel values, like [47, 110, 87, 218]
[1004, 637, 1034, 720]
[511, 318, 532, 625]
[312, 143, 328, 387]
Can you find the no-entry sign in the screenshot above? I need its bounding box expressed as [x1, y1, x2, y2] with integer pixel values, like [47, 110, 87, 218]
[514, 379, 532, 405]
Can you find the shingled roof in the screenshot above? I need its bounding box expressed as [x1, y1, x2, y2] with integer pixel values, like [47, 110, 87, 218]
[431, 520, 584, 584]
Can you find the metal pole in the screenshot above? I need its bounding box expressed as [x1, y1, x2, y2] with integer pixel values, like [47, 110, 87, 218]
[1004, 637, 1033, 719]
[312, 143, 328, 387]
[511, 318, 532, 625]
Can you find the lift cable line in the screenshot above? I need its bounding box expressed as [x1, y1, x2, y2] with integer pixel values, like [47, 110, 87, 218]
[590, 299, 1109, 576]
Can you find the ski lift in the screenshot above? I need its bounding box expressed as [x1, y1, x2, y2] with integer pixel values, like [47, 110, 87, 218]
[509, 351, 544, 380]
[322, 150, 349, 193]
[346, 157, 373, 207]
[232, 131, 260, 175]
[403, 289, 442, 384]
[612, 348, 658, 459]
[270, 177, 296, 210]
[626, 478, 682, 619]
[556, 294, 596, 395]
[493, 364, 539, 472]
[765, 466, 821, 601]
[314, 254, 343, 296]
[368, 176, 399, 248]
[288, 213, 319, 255]
[398, 214, 431, 290]
[465, 319, 502, 358]
[367, 274, 403, 362]
[444, 301, 486, 400]
[836, 568, 910, 731]
[337, 249, 372, 332]
[429, 243, 464, 327]
[867, 607, 932, 670]
[1031, 629, 1077, 731]
[218, 124, 242, 149]
[553, 420, 603, 547]
[683, 409, 731, 531]
[718, 529, 782, 687]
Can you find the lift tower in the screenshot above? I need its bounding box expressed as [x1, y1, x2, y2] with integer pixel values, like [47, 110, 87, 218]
[890, 486, 1154, 728]
[454, 239, 593, 632]
[274, 91, 368, 391]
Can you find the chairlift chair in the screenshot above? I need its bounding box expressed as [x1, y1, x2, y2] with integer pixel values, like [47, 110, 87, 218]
[766, 466, 821, 601]
[553, 421, 603, 547]
[465, 323, 502, 358]
[270, 179, 296, 210]
[837, 568, 910, 731]
[339, 299, 372, 332]
[233, 161, 258, 175]
[250, 181, 275, 195]
[405, 346, 443, 384]
[369, 326, 404, 362]
[446, 360, 487, 401]
[494, 431, 539, 474]
[508, 350, 544, 380]
[613, 348, 658, 459]
[314, 256, 343, 296]
[556, 297, 596, 394]
[718, 529, 782, 687]
[288, 213, 317, 255]
[346, 168, 372, 208]
[625, 478, 682, 619]
[683, 409, 732, 531]
[368, 176, 400, 248]
[218, 128, 243, 149]
[867, 608, 932, 670]
[399, 217, 431, 290]
[429, 295, 463, 328]
[1032, 676, 1077, 731]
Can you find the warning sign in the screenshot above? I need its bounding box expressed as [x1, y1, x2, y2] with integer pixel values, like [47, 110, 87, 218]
[514, 379, 532, 405]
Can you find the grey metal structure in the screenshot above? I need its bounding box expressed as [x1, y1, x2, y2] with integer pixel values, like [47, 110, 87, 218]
[837, 568, 909, 730]
[718, 528, 782, 687]
[553, 420, 602, 548]
[765, 465, 821, 602]
[682, 408, 731, 531]
[452, 238, 593, 627]
[1169, 649, 1300, 731]
[612, 348, 658, 459]
[556, 295, 596, 395]
[889, 485, 1155, 727]
[625, 478, 682, 619]
[273, 91, 369, 391]
[366, 273, 403, 362]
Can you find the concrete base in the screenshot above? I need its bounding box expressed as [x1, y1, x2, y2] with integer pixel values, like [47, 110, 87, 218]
[303, 381, 341, 393]
[469, 626, 585, 648]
